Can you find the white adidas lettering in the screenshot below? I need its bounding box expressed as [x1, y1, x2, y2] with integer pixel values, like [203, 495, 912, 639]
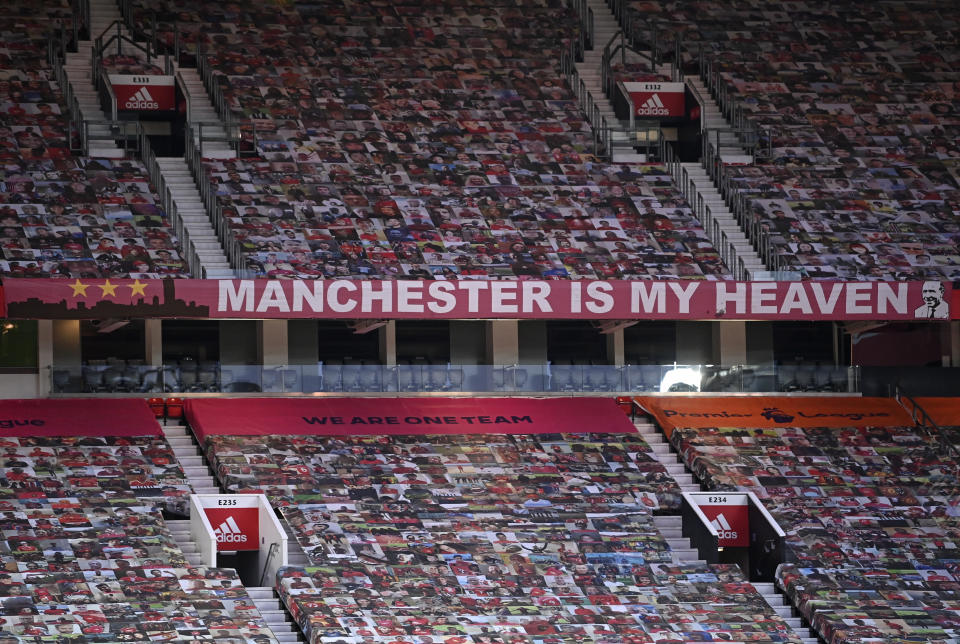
[636, 92, 670, 116]
[214, 515, 248, 543]
[710, 513, 738, 540]
[124, 86, 159, 110]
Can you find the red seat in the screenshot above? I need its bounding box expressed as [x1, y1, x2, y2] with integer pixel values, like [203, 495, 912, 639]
[166, 397, 184, 419]
[147, 397, 166, 418]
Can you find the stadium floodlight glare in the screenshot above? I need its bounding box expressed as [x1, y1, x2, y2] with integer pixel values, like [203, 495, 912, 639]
[660, 366, 702, 392]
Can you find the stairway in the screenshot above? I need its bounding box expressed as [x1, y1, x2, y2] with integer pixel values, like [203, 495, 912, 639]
[575, 0, 673, 161]
[651, 514, 707, 565]
[686, 75, 754, 165]
[755, 581, 821, 644]
[162, 420, 222, 495]
[154, 157, 235, 278]
[635, 420, 701, 494]
[679, 162, 768, 278]
[247, 587, 307, 643]
[177, 67, 237, 159]
[279, 516, 311, 568]
[166, 518, 206, 566]
[61, 0, 132, 156]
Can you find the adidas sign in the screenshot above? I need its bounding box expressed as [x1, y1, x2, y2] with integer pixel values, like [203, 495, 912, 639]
[124, 86, 159, 110]
[636, 93, 670, 116]
[710, 513, 738, 540]
[214, 515, 248, 544]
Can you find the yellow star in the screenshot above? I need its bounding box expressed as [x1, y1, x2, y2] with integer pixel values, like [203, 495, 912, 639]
[69, 279, 89, 297]
[128, 279, 147, 297]
[98, 280, 118, 298]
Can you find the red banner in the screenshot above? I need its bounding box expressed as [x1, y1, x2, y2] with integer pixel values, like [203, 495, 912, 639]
[184, 397, 636, 442]
[1, 278, 953, 321]
[623, 82, 685, 117]
[109, 74, 175, 111]
[0, 399, 160, 437]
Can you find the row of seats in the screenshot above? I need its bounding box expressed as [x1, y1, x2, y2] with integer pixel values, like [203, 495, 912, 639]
[0, 0, 191, 279]
[667, 422, 959, 642]
[123, 0, 737, 281]
[779, 564, 960, 643]
[199, 428, 803, 643]
[0, 430, 279, 642]
[278, 562, 800, 644]
[0, 435, 193, 513]
[204, 431, 681, 512]
[622, 0, 960, 280]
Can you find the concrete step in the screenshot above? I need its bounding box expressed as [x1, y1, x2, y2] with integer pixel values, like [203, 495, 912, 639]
[653, 515, 681, 528]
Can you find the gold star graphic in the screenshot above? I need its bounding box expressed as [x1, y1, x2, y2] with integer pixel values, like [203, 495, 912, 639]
[127, 279, 147, 297]
[69, 279, 89, 297]
[98, 280, 118, 297]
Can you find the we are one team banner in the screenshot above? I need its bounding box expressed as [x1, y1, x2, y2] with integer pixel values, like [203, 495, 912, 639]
[0, 278, 954, 321]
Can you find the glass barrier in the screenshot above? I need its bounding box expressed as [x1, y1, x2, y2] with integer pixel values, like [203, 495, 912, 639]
[51, 363, 861, 394]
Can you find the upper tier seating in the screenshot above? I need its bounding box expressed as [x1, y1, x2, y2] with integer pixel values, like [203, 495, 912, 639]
[621, 0, 960, 280]
[123, 0, 736, 280]
[0, 1, 191, 279]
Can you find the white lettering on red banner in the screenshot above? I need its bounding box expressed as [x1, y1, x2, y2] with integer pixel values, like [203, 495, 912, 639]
[213, 280, 930, 319]
[1, 279, 951, 321]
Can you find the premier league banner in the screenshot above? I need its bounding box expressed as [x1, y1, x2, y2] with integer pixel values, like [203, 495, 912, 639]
[0, 278, 953, 321]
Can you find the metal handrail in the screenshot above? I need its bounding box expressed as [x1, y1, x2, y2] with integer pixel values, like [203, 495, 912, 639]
[895, 386, 960, 463]
[259, 542, 280, 587]
[79, 119, 142, 157]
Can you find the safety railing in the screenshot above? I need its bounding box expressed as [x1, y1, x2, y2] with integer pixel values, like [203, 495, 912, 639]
[196, 51, 235, 130]
[91, 21, 170, 109]
[50, 363, 862, 395]
[77, 120, 142, 157]
[661, 139, 747, 280]
[568, 0, 592, 56]
[719, 166, 776, 272]
[896, 386, 960, 463]
[560, 41, 611, 158]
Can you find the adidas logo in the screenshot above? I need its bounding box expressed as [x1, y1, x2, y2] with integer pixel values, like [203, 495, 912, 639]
[710, 513, 738, 540]
[213, 515, 248, 544]
[636, 93, 670, 116]
[124, 86, 159, 110]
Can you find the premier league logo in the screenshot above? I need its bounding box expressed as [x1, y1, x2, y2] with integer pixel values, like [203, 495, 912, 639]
[760, 408, 795, 424]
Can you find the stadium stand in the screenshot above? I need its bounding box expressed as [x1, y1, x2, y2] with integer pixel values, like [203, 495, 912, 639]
[190, 416, 805, 642]
[0, 400, 281, 642]
[120, 0, 736, 280]
[621, 0, 960, 280]
[277, 562, 802, 644]
[3, 0, 960, 639]
[663, 415, 960, 643]
[0, 0, 190, 279]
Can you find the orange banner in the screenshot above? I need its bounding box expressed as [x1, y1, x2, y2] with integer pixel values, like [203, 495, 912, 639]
[913, 397, 960, 427]
[635, 396, 913, 435]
